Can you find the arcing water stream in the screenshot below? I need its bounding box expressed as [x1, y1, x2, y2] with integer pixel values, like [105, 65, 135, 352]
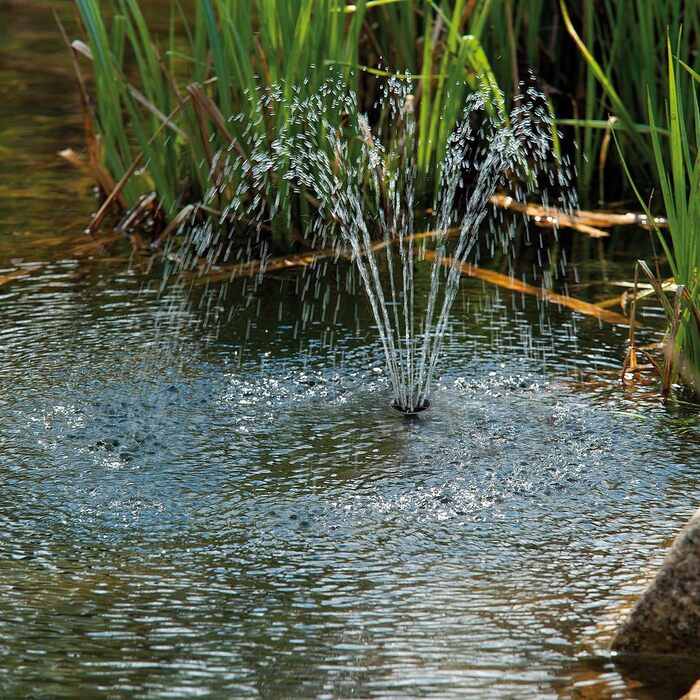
[174, 75, 576, 412]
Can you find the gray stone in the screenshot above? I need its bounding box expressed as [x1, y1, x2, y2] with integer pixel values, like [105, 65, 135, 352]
[682, 680, 700, 700]
[612, 507, 700, 655]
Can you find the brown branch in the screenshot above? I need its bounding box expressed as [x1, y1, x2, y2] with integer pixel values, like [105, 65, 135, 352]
[423, 250, 633, 326]
[489, 194, 668, 235]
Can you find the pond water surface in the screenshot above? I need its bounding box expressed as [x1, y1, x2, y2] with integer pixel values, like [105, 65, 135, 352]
[1, 3, 700, 699]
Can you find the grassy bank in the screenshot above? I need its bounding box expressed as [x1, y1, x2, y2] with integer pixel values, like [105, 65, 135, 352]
[67, 0, 699, 224]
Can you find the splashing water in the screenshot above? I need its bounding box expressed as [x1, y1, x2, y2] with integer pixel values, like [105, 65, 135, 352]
[173, 74, 577, 412]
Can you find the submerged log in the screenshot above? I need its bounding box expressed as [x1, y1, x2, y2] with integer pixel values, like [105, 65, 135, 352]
[612, 507, 700, 655]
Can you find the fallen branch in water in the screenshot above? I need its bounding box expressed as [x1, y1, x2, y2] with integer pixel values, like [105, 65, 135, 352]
[190, 228, 631, 325]
[0, 265, 45, 287]
[191, 226, 462, 283]
[423, 250, 633, 326]
[195, 247, 339, 282]
[489, 194, 668, 238]
[0, 233, 125, 289]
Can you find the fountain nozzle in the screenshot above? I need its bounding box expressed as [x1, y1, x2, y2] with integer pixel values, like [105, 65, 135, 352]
[390, 399, 431, 416]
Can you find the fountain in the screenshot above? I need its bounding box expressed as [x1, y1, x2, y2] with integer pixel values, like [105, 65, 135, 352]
[175, 74, 576, 413]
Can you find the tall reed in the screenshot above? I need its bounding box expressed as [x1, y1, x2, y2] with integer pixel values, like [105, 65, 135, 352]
[68, 1, 699, 239]
[619, 39, 700, 395]
[71, 0, 506, 250]
[476, 0, 699, 204]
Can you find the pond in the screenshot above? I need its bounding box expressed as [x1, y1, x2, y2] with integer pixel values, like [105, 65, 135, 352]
[1, 3, 700, 698]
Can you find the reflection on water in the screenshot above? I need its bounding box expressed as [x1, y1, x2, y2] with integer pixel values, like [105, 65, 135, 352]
[1, 261, 699, 699]
[1, 2, 700, 699]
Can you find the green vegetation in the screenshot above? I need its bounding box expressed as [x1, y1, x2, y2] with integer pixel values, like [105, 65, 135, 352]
[481, 0, 699, 204]
[70, 0, 506, 249]
[66, 0, 700, 393]
[619, 40, 700, 395]
[69, 0, 700, 223]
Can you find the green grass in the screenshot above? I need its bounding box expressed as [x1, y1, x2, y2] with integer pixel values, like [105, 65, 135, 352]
[563, 0, 699, 205]
[68, 1, 699, 238]
[618, 39, 700, 395]
[473, 0, 699, 205]
[70, 0, 509, 251]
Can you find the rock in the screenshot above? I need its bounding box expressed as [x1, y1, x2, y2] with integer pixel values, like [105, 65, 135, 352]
[681, 680, 700, 700]
[612, 507, 700, 655]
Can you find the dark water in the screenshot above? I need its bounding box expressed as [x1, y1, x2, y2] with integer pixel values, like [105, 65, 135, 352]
[2, 3, 700, 699]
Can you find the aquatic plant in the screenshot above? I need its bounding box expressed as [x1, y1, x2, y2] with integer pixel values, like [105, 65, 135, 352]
[68, 0, 505, 251]
[467, 0, 699, 203]
[65, 0, 700, 231]
[620, 40, 700, 396]
[508, 0, 699, 204]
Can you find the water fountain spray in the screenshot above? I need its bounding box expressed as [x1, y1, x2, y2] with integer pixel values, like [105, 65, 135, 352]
[179, 74, 576, 414]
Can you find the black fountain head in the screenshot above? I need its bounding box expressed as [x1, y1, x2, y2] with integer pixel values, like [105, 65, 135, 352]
[390, 399, 431, 417]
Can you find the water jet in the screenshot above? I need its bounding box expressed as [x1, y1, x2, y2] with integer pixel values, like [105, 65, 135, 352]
[183, 74, 577, 412]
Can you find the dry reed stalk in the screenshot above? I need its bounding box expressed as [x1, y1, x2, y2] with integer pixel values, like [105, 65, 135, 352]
[191, 227, 631, 326]
[620, 260, 700, 397]
[489, 194, 668, 236]
[423, 250, 632, 325]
